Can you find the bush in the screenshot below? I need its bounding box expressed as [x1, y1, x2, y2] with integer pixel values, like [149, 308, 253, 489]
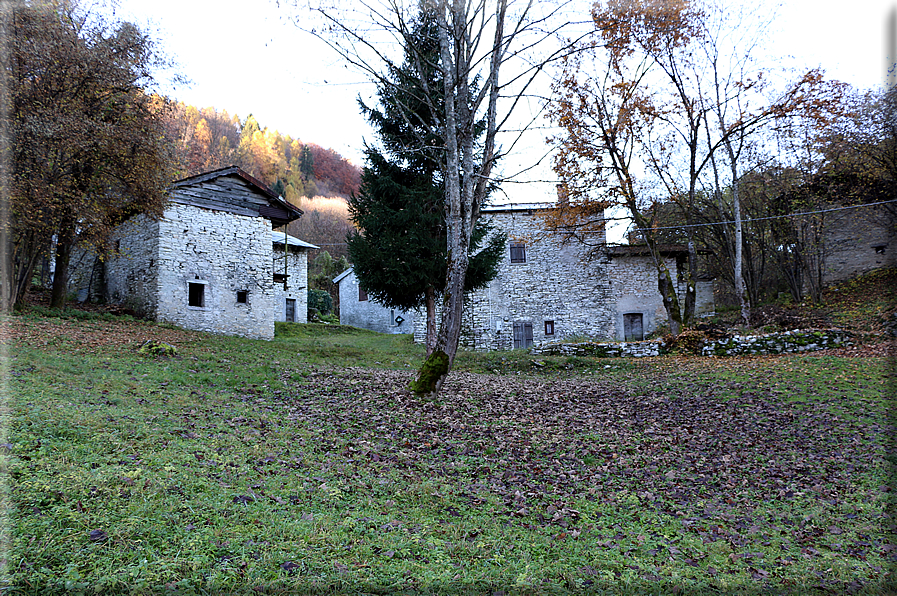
[662, 328, 707, 355]
[308, 289, 333, 315]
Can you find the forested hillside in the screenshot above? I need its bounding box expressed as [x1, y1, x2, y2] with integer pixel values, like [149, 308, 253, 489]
[164, 103, 361, 201]
[163, 102, 357, 272]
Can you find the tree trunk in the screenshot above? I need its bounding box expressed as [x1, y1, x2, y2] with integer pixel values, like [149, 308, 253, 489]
[10, 230, 49, 311]
[683, 238, 697, 327]
[424, 286, 437, 357]
[50, 234, 74, 309]
[733, 179, 749, 325]
[436, 251, 469, 365]
[658, 264, 682, 336]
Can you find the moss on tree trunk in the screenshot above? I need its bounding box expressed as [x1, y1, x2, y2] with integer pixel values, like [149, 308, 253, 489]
[409, 349, 449, 397]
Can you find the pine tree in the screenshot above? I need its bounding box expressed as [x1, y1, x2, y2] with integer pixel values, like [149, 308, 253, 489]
[348, 14, 505, 355]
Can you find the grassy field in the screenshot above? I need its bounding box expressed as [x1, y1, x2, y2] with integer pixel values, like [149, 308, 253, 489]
[3, 309, 895, 594]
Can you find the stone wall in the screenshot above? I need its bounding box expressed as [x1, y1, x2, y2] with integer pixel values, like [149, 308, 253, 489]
[273, 247, 310, 323]
[337, 269, 416, 334]
[104, 215, 160, 317]
[536, 328, 853, 358]
[412, 207, 716, 350]
[608, 255, 676, 339]
[155, 203, 278, 340]
[819, 203, 896, 286]
[415, 207, 618, 350]
[700, 329, 854, 356]
[537, 339, 663, 358]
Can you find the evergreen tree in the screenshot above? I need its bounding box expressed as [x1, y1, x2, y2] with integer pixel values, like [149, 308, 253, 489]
[348, 14, 505, 354]
[299, 145, 315, 181]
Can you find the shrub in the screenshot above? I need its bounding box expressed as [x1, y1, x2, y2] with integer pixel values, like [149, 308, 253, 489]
[308, 289, 333, 315]
[137, 340, 178, 357]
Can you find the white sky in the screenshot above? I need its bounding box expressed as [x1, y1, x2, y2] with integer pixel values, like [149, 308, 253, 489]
[113, 0, 895, 180]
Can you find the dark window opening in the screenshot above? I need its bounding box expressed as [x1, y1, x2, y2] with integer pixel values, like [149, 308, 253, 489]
[236, 290, 248, 304]
[510, 242, 526, 264]
[623, 313, 644, 341]
[188, 282, 205, 308]
[545, 320, 555, 336]
[359, 287, 368, 302]
[513, 322, 534, 349]
[285, 298, 296, 322]
[873, 244, 887, 254]
[273, 273, 288, 283]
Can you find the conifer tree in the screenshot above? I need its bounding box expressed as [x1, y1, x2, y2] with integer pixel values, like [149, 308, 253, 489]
[347, 14, 505, 355]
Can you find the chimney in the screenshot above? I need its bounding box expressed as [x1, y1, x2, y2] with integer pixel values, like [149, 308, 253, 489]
[556, 183, 568, 205]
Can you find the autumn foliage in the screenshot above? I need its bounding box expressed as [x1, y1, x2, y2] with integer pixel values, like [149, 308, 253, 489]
[162, 105, 360, 201]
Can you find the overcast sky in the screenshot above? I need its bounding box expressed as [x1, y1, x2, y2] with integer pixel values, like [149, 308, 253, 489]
[113, 0, 895, 169]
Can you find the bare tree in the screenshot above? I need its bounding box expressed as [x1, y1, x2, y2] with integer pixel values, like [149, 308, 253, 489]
[548, 0, 832, 332]
[283, 0, 586, 394]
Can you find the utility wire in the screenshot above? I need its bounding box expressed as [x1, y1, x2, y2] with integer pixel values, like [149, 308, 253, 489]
[630, 198, 897, 232]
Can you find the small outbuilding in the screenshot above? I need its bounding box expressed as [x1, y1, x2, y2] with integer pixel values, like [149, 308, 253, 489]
[333, 267, 415, 334]
[69, 166, 312, 339]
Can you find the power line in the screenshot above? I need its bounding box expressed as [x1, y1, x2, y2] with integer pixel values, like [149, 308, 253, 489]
[630, 198, 897, 232]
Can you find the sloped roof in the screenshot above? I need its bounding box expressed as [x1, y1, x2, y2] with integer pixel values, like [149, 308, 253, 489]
[481, 202, 552, 213]
[606, 244, 713, 257]
[333, 267, 354, 284]
[271, 231, 319, 250]
[169, 166, 303, 227]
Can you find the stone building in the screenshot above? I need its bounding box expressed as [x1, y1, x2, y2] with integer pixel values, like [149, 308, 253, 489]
[333, 267, 416, 334]
[272, 231, 318, 324]
[403, 203, 714, 350]
[68, 166, 311, 340]
[814, 202, 896, 286]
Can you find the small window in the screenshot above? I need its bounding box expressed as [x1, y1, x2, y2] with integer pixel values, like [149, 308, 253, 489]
[544, 320, 555, 336]
[510, 242, 526, 264]
[873, 244, 886, 254]
[188, 282, 205, 308]
[274, 273, 287, 284]
[236, 290, 248, 304]
[513, 322, 534, 349]
[358, 287, 368, 302]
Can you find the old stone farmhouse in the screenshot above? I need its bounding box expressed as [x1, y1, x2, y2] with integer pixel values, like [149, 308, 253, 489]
[68, 166, 316, 340]
[426, 203, 713, 350]
[335, 202, 714, 350]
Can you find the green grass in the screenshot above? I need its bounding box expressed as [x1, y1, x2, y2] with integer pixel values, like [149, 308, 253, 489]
[5, 315, 895, 594]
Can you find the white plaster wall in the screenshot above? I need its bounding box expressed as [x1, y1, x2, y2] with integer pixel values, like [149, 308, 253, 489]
[337, 269, 416, 333]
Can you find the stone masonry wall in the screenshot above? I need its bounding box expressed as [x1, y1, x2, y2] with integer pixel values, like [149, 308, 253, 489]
[608, 256, 715, 338]
[537, 328, 852, 358]
[273, 247, 310, 323]
[104, 215, 160, 317]
[414, 209, 617, 350]
[608, 255, 677, 339]
[819, 203, 896, 286]
[155, 204, 277, 340]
